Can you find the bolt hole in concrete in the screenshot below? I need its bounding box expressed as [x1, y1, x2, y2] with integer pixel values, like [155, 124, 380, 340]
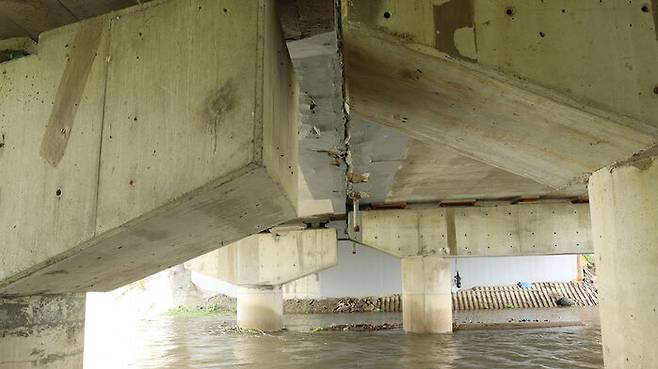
[505, 7, 515, 16]
[654, 85, 658, 94]
[641, 4, 650, 12]
[56, 188, 62, 197]
[383, 11, 391, 19]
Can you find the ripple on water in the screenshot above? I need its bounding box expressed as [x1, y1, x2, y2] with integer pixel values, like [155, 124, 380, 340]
[87, 312, 603, 369]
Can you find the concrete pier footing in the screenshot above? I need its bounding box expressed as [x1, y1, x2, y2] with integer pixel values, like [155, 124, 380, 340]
[0, 294, 85, 369]
[401, 256, 453, 334]
[588, 155, 658, 369]
[237, 286, 283, 332]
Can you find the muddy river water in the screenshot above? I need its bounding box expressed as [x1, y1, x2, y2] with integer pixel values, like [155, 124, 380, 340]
[84, 310, 603, 368]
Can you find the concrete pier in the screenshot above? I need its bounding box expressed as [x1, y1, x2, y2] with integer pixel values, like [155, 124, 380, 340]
[0, 294, 85, 369]
[401, 256, 452, 334]
[236, 286, 284, 332]
[588, 155, 658, 369]
[187, 228, 337, 331]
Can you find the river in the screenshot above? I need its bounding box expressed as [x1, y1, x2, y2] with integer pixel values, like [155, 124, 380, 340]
[84, 309, 603, 368]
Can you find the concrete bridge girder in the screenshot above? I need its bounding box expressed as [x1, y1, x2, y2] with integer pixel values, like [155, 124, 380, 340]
[0, 0, 300, 297]
[341, 0, 658, 190]
[349, 203, 593, 259]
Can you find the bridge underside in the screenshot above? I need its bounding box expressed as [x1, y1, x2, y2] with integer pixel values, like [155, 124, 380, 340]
[1, 0, 657, 368]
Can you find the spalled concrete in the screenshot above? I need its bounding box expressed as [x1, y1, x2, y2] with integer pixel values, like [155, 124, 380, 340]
[0, 294, 85, 369]
[588, 154, 658, 369]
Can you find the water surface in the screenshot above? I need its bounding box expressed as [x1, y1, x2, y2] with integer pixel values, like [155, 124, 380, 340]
[85, 311, 602, 368]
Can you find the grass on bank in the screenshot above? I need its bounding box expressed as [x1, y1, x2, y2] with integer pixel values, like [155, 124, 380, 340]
[164, 304, 235, 318]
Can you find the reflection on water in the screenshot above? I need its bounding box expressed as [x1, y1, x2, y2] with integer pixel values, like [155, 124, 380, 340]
[85, 310, 602, 369]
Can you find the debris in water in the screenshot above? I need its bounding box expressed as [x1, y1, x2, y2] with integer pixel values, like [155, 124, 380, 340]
[311, 323, 402, 332]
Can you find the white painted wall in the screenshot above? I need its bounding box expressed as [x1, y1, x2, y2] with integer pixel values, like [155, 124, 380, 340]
[312, 242, 579, 297]
[451, 255, 579, 289]
[190, 241, 579, 299]
[317, 241, 402, 298]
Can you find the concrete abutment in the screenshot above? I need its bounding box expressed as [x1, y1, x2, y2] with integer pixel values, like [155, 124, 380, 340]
[588, 155, 658, 369]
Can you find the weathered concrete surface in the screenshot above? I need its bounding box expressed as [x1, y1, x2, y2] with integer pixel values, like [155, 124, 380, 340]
[276, 0, 335, 41]
[0, 0, 299, 296]
[402, 256, 452, 334]
[288, 32, 347, 218]
[0, 0, 141, 40]
[350, 203, 592, 258]
[341, 0, 658, 190]
[588, 155, 658, 369]
[236, 286, 284, 332]
[349, 120, 586, 204]
[187, 228, 337, 286]
[0, 294, 85, 369]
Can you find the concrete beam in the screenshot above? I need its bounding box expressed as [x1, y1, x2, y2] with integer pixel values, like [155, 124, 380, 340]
[589, 154, 658, 369]
[186, 228, 337, 286]
[341, 2, 658, 189]
[0, 294, 85, 369]
[0, 0, 299, 296]
[349, 203, 592, 258]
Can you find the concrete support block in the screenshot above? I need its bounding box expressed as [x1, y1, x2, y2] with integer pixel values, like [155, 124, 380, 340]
[401, 256, 452, 334]
[588, 155, 658, 369]
[187, 228, 337, 286]
[236, 286, 283, 332]
[0, 294, 85, 369]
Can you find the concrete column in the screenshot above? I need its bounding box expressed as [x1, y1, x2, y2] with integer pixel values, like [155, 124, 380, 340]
[0, 294, 85, 369]
[588, 155, 658, 369]
[236, 285, 283, 332]
[401, 256, 452, 333]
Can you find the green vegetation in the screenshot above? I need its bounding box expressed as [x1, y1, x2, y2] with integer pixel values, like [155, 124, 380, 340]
[164, 304, 234, 318]
[582, 254, 595, 267]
